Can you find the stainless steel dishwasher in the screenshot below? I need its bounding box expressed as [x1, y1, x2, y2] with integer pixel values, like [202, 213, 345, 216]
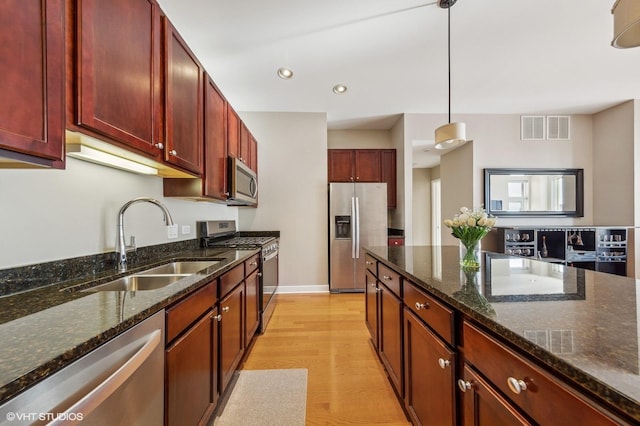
[0, 310, 165, 425]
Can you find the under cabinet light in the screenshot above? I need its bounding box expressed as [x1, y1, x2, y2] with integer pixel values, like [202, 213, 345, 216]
[67, 144, 158, 175]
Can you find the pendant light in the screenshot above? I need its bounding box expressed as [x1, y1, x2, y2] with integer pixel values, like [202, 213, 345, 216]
[434, 0, 467, 150]
[612, 0, 640, 48]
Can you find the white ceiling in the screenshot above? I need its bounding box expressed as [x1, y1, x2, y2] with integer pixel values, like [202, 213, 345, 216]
[157, 0, 640, 167]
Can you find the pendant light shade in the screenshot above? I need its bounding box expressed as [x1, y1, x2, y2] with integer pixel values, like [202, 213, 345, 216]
[435, 122, 466, 149]
[434, 1, 468, 150]
[612, 0, 640, 48]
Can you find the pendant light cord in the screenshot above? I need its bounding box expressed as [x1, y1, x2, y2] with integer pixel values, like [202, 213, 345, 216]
[447, 5, 451, 124]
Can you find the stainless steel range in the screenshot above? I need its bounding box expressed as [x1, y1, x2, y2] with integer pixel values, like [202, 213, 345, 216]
[198, 220, 279, 333]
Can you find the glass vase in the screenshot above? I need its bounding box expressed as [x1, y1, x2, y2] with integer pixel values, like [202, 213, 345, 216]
[459, 239, 481, 269]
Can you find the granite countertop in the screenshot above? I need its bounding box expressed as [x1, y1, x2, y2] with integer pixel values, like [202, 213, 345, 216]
[0, 245, 259, 405]
[365, 245, 640, 422]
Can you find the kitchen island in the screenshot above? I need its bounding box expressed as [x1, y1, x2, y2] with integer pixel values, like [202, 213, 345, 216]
[365, 245, 640, 424]
[0, 242, 259, 407]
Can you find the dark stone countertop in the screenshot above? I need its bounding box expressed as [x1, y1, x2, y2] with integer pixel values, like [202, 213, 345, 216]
[365, 245, 640, 422]
[0, 246, 259, 405]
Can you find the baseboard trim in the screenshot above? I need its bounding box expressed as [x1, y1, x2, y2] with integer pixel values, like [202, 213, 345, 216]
[276, 285, 330, 294]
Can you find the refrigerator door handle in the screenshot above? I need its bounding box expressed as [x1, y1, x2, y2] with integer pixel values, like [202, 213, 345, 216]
[354, 196, 360, 259]
[351, 197, 356, 258]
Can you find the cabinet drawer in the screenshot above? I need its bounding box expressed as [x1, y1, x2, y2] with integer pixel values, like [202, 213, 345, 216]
[463, 322, 624, 425]
[378, 263, 401, 297]
[404, 281, 455, 346]
[365, 254, 377, 275]
[166, 280, 217, 344]
[220, 263, 245, 297]
[245, 254, 260, 274]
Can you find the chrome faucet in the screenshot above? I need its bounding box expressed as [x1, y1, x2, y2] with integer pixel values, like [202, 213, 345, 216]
[115, 197, 174, 272]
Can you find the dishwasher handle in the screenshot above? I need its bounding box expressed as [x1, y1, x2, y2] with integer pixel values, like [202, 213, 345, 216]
[48, 329, 162, 425]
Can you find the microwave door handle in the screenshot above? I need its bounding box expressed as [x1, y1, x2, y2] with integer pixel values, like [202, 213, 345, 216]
[249, 176, 257, 198]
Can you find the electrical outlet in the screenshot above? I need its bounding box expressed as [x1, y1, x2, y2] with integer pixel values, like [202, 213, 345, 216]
[181, 225, 191, 235]
[167, 224, 178, 239]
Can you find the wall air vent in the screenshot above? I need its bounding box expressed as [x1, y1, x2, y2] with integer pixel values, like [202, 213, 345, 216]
[547, 116, 571, 140]
[520, 116, 545, 140]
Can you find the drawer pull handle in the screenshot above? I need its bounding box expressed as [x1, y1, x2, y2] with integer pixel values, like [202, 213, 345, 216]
[438, 358, 450, 369]
[250, 261, 257, 266]
[507, 377, 528, 394]
[457, 379, 472, 392]
[214, 314, 222, 321]
[222, 306, 230, 313]
[415, 302, 429, 310]
[366, 261, 373, 265]
[382, 275, 392, 280]
[370, 283, 376, 288]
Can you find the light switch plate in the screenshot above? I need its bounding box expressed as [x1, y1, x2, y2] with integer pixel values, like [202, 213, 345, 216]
[167, 224, 178, 239]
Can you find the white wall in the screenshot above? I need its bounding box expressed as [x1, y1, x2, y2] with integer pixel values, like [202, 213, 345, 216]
[327, 129, 392, 149]
[412, 168, 431, 244]
[238, 112, 328, 292]
[0, 157, 237, 269]
[440, 142, 475, 245]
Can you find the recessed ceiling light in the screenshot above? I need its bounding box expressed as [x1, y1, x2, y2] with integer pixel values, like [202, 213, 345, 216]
[277, 67, 294, 79]
[332, 84, 347, 94]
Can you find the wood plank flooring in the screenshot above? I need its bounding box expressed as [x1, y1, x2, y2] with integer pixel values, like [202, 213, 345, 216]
[241, 293, 411, 425]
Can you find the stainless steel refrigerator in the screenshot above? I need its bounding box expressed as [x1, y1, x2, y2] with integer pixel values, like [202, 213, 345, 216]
[329, 182, 387, 292]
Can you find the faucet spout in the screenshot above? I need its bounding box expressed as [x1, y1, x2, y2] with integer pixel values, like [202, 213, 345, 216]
[115, 197, 175, 272]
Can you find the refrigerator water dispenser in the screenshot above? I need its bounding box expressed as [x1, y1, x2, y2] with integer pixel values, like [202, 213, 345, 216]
[335, 216, 351, 239]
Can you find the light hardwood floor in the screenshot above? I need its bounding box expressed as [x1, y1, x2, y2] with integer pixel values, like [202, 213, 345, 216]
[241, 293, 411, 425]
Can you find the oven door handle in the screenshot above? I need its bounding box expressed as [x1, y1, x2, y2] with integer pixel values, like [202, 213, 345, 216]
[263, 251, 278, 262]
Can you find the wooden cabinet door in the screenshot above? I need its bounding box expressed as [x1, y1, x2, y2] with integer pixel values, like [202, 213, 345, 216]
[220, 283, 245, 393]
[203, 76, 228, 200]
[240, 122, 250, 165]
[328, 149, 354, 182]
[249, 134, 258, 172]
[74, 0, 162, 158]
[364, 270, 378, 348]
[164, 18, 203, 175]
[245, 269, 260, 345]
[0, 0, 64, 166]
[404, 308, 456, 426]
[227, 105, 240, 159]
[166, 312, 215, 426]
[381, 149, 397, 208]
[460, 365, 532, 426]
[354, 150, 381, 182]
[379, 283, 403, 397]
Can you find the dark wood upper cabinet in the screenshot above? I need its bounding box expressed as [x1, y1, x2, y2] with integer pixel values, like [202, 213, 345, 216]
[0, 0, 65, 167]
[328, 149, 355, 182]
[227, 104, 240, 159]
[240, 122, 250, 165]
[72, 0, 163, 158]
[203, 76, 228, 200]
[354, 150, 381, 182]
[163, 18, 204, 175]
[249, 134, 258, 173]
[381, 149, 397, 208]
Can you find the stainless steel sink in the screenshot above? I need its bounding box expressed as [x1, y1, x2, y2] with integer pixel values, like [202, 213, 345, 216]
[82, 260, 221, 292]
[84, 275, 186, 292]
[135, 260, 220, 276]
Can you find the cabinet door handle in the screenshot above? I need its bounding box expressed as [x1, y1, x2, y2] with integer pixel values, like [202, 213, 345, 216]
[457, 379, 472, 392]
[438, 358, 450, 369]
[415, 301, 429, 310]
[507, 377, 528, 394]
[169, 149, 177, 156]
[154, 142, 164, 149]
[365, 261, 374, 265]
[382, 275, 392, 281]
[222, 306, 230, 313]
[250, 261, 257, 266]
[370, 282, 376, 288]
[214, 314, 222, 322]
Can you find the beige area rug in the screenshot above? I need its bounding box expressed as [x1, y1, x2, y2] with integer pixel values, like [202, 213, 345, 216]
[213, 369, 307, 426]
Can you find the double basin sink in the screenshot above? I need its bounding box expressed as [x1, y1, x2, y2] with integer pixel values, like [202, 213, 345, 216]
[82, 260, 220, 292]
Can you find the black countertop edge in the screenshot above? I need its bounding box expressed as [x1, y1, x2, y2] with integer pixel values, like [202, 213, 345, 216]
[364, 247, 640, 423]
[0, 247, 259, 405]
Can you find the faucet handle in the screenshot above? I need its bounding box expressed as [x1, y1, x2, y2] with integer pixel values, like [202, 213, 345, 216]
[129, 235, 137, 252]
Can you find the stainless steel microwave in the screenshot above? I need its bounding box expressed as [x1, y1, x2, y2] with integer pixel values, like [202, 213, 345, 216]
[227, 156, 257, 206]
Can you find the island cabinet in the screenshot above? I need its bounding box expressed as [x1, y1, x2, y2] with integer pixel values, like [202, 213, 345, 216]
[365, 255, 404, 398]
[219, 263, 246, 393]
[460, 321, 625, 426]
[0, 0, 65, 168]
[403, 280, 457, 425]
[165, 280, 218, 426]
